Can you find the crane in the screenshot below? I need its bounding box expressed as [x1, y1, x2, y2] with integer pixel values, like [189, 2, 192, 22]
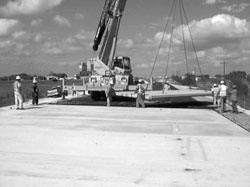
[85, 0, 134, 100]
[87, 0, 132, 77]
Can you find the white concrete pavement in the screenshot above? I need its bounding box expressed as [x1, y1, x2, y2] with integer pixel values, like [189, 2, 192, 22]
[0, 104, 250, 187]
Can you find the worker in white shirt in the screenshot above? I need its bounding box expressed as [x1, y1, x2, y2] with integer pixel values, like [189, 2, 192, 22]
[105, 79, 115, 107]
[218, 80, 227, 113]
[13, 75, 24, 110]
[211, 83, 219, 106]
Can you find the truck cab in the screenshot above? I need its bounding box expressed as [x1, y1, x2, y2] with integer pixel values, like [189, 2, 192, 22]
[111, 56, 132, 75]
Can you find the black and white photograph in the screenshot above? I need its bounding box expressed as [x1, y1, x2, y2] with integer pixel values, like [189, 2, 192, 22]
[0, 0, 250, 186]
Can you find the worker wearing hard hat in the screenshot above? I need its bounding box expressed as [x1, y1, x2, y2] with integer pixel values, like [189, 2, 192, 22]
[218, 80, 228, 113]
[32, 78, 39, 105]
[105, 79, 115, 107]
[211, 83, 219, 106]
[135, 79, 145, 108]
[162, 80, 170, 93]
[13, 75, 24, 110]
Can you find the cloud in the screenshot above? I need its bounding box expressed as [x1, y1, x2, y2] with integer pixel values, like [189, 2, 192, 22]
[74, 13, 84, 20]
[53, 15, 71, 27]
[118, 39, 134, 49]
[34, 33, 43, 42]
[203, 0, 226, 5]
[135, 63, 151, 69]
[12, 31, 46, 43]
[60, 30, 95, 52]
[64, 30, 92, 44]
[0, 40, 13, 49]
[31, 19, 43, 27]
[12, 31, 26, 39]
[221, 3, 250, 13]
[0, 19, 19, 36]
[0, 0, 63, 16]
[42, 42, 63, 55]
[160, 14, 250, 50]
[40, 30, 93, 55]
[189, 14, 249, 44]
[75, 31, 88, 40]
[146, 14, 250, 75]
[0, 38, 31, 56]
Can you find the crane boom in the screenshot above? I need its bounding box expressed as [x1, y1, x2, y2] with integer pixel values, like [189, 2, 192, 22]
[92, 0, 127, 66]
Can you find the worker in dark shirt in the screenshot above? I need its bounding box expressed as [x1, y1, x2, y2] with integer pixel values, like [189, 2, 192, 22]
[135, 79, 145, 108]
[32, 78, 39, 105]
[230, 85, 238, 113]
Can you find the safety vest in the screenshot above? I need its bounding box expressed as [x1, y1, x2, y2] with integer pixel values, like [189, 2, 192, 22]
[219, 85, 227, 97]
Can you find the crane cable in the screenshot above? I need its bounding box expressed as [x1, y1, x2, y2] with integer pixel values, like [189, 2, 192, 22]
[149, 0, 205, 83]
[179, 0, 189, 75]
[148, 0, 176, 80]
[163, 0, 178, 80]
[179, 0, 204, 81]
[164, 0, 190, 79]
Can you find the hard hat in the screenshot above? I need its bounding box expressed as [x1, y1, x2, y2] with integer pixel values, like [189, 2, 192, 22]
[16, 75, 21, 80]
[213, 83, 217, 87]
[232, 85, 236, 88]
[138, 79, 143, 83]
[220, 80, 224, 84]
[109, 79, 114, 84]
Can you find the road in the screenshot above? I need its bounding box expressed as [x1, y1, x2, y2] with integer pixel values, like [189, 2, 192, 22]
[0, 103, 250, 186]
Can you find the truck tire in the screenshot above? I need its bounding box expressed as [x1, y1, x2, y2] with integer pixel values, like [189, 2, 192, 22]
[90, 91, 105, 101]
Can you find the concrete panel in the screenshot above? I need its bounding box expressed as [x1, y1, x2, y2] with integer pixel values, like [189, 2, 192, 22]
[0, 105, 250, 186]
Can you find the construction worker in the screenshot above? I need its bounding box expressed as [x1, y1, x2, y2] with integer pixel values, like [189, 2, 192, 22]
[230, 85, 238, 113]
[72, 83, 76, 96]
[218, 80, 228, 113]
[105, 79, 115, 107]
[13, 75, 24, 110]
[32, 78, 39, 105]
[211, 83, 219, 106]
[135, 79, 145, 108]
[162, 80, 170, 93]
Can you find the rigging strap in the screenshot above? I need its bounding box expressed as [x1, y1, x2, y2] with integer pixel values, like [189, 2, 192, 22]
[149, 0, 205, 83]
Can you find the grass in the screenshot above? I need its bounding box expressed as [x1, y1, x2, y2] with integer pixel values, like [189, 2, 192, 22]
[0, 80, 62, 107]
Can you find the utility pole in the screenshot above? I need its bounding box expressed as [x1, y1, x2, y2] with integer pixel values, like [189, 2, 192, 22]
[223, 60, 225, 78]
[220, 60, 226, 79]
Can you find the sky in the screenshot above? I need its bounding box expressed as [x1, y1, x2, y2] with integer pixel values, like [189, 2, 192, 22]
[0, 0, 250, 77]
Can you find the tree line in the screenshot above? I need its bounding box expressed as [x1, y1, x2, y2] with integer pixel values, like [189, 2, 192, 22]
[171, 71, 250, 109]
[0, 72, 67, 81]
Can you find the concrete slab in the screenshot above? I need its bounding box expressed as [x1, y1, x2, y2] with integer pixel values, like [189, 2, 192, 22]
[115, 89, 211, 100]
[0, 104, 250, 187]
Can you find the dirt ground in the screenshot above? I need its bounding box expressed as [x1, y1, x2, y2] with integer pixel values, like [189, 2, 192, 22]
[214, 105, 250, 133]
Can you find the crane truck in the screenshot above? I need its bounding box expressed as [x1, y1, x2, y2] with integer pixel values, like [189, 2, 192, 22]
[84, 0, 137, 100]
